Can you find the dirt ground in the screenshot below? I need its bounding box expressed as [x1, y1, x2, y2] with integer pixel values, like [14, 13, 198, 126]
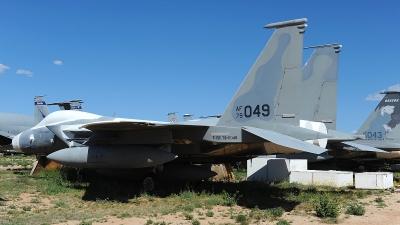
[3, 164, 400, 225]
[14, 185, 400, 225]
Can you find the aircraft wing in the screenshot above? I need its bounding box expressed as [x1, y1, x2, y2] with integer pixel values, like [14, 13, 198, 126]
[242, 126, 326, 154]
[80, 119, 214, 132]
[80, 121, 160, 131]
[342, 141, 388, 153]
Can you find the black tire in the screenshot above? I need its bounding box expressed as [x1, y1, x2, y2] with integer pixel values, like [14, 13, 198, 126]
[142, 174, 157, 192]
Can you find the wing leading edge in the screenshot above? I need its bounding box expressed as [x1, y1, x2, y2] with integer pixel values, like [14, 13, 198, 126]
[242, 126, 326, 154]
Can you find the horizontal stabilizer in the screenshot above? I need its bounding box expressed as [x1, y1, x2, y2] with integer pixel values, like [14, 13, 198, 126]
[242, 126, 326, 154]
[342, 141, 387, 153]
[326, 129, 358, 142]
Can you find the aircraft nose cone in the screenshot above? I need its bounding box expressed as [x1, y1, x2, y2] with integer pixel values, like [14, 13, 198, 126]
[12, 133, 22, 153]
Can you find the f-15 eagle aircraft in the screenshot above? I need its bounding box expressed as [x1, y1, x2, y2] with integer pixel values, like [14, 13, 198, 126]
[319, 91, 400, 170]
[0, 96, 50, 152]
[12, 18, 331, 174]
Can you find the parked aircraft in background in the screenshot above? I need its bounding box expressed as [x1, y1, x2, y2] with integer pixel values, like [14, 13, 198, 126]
[0, 96, 50, 152]
[11, 18, 335, 189]
[318, 91, 400, 170]
[1, 97, 84, 154]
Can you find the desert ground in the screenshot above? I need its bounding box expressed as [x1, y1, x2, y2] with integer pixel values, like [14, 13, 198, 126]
[2, 156, 400, 225]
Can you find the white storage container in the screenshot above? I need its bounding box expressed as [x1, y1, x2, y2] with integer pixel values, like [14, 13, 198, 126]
[355, 172, 393, 190]
[290, 170, 353, 187]
[247, 157, 307, 182]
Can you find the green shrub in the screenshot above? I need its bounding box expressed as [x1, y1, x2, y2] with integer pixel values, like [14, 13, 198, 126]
[22, 206, 31, 211]
[204, 196, 222, 208]
[30, 199, 40, 204]
[276, 220, 290, 225]
[117, 212, 131, 219]
[222, 190, 240, 207]
[236, 214, 248, 225]
[183, 204, 195, 212]
[79, 222, 92, 225]
[345, 203, 365, 216]
[249, 206, 268, 221]
[375, 197, 384, 203]
[184, 213, 194, 220]
[314, 194, 340, 218]
[356, 190, 366, 199]
[145, 219, 153, 225]
[192, 220, 200, 225]
[268, 207, 284, 217]
[206, 211, 214, 217]
[54, 201, 68, 208]
[154, 222, 166, 225]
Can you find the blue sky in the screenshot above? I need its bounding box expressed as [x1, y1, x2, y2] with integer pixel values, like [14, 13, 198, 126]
[0, 1, 399, 133]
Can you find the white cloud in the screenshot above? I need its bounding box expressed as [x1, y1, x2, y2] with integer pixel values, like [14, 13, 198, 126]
[0, 63, 10, 74]
[365, 84, 400, 101]
[16, 69, 34, 77]
[53, 60, 63, 66]
[387, 84, 400, 92]
[366, 92, 385, 101]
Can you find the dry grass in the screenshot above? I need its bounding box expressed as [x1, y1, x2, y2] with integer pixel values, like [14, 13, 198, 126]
[0, 154, 396, 225]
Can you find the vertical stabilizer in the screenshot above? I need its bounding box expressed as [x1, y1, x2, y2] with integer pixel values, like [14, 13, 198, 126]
[34, 96, 50, 125]
[356, 92, 400, 140]
[217, 18, 307, 127]
[167, 112, 180, 123]
[301, 44, 341, 130]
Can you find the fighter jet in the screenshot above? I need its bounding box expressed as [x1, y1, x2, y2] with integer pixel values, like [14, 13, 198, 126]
[0, 96, 50, 152]
[320, 91, 400, 170]
[12, 18, 334, 188]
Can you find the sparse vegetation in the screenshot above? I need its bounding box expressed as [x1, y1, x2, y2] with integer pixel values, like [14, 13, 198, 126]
[184, 213, 194, 220]
[192, 219, 201, 225]
[236, 214, 248, 225]
[206, 211, 214, 217]
[314, 193, 341, 218]
[346, 203, 366, 216]
[0, 155, 399, 224]
[267, 206, 285, 218]
[276, 220, 291, 225]
[22, 205, 31, 211]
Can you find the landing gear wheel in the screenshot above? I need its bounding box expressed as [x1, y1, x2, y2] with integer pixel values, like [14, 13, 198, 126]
[142, 175, 156, 192]
[358, 165, 365, 171]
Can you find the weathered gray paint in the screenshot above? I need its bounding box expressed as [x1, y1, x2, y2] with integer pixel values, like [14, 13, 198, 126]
[301, 44, 341, 130]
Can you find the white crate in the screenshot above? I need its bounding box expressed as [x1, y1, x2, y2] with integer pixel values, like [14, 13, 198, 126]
[355, 172, 393, 190]
[247, 157, 307, 182]
[290, 170, 353, 187]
